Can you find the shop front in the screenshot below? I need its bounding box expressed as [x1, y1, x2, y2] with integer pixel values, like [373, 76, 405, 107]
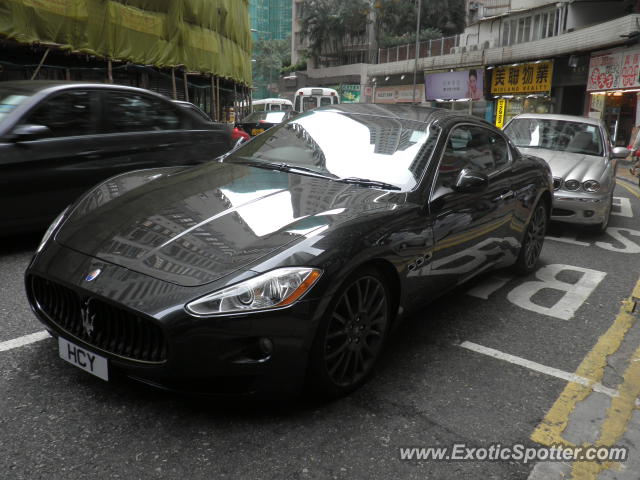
[374, 84, 424, 104]
[424, 68, 491, 122]
[587, 46, 640, 146]
[490, 60, 554, 126]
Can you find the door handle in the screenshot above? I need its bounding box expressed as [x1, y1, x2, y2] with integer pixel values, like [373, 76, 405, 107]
[493, 190, 514, 202]
[78, 151, 101, 160]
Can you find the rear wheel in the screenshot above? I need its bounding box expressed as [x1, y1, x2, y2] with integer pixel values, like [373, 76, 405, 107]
[514, 201, 547, 275]
[308, 267, 391, 398]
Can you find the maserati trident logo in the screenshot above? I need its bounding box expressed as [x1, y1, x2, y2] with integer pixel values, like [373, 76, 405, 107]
[80, 299, 95, 337]
[85, 268, 102, 282]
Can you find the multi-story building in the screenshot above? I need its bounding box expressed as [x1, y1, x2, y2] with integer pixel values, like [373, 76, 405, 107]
[250, 0, 292, 41]
[284, 0, 640, 146]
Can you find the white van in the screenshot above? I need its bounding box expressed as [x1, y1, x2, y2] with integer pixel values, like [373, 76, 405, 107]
[293, 87, 340, 113]
[252, 98, 293, 112]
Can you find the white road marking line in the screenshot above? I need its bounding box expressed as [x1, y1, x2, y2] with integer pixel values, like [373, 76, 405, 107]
[0, 331, 50, 352]
[612, 196, 633, 217]
[545, 235, 590, 246]
[459, 341, 619, 398]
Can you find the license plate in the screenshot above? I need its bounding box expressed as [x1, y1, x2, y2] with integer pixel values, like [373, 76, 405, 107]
[58, 337, 109, 381]
[251, 128, 265, 136]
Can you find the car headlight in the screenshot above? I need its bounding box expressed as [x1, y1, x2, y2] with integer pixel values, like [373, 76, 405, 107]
[583, 180, 600, 192]
[186, 267, 322, 316]
[37, 207, 69, 253]
[563, 179, 580, 191]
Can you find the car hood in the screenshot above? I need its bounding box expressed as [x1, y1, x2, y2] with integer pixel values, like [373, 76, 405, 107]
[56, 162, 398, 286]
[518, 147, 607, 180]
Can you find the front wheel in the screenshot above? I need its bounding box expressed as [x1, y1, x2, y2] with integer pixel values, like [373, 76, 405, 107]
[308, 267, 391, 398]
[513, 201, 547, 275]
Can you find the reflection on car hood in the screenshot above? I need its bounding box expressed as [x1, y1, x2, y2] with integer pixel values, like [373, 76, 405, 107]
[518, 147, 607, 180]
[56, 163, 396, 286]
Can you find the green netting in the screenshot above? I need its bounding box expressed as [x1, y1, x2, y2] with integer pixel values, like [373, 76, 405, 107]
[0, 0, 252, 84]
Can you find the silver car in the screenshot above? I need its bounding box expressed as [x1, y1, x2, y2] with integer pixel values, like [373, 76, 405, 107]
[503, 113, 628, 232]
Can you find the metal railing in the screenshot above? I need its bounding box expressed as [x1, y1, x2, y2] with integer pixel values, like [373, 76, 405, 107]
[377, 34, 461, 64]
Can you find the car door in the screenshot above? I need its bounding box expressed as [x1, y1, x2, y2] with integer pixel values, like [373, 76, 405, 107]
[427, 123, 515, 288]
[0, 88, 102, 231]
[99, 90, 191, 171]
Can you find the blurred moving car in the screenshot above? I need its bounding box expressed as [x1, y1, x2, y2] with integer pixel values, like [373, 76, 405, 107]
[235, 110, 288, 138]
[0, 81, 232, 234]
[172, 100, 213, 122]
[27, 104, 552, 398]
[503, 113, 628, 232]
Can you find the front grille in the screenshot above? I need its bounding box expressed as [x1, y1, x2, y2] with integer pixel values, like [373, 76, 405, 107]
[29, 276, 167, 363]
[552, 208, 574, 217]
[553, 177, 562, 190]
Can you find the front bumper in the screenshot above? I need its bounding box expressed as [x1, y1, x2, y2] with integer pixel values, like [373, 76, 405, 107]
[551, 190, 611, 225]
[25, 243, 327, 397]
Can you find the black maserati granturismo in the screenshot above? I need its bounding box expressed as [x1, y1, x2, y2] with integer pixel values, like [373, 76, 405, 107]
[26, 104, 552, 398]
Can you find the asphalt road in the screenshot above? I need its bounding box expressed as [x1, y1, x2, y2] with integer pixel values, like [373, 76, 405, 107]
[1, 182, 639, 480]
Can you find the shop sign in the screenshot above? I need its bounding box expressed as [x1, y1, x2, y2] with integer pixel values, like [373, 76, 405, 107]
[339, 84, 361, 103]
[375, 85, 424, 103]
[425, 69, 484, 100]
[587, 47, 640, 91]
[490, 61, 553, 94]
[495, 99, 506, 128]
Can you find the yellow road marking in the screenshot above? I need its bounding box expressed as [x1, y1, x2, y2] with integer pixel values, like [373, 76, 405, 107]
[616, 179, 640, 199]
[531, 278, 640, 478]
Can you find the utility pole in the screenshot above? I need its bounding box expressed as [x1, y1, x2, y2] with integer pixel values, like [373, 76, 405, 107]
[412, 0, 422, 104]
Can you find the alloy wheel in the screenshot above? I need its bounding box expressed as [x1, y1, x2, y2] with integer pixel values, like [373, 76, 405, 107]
[323, 275, 389, 388]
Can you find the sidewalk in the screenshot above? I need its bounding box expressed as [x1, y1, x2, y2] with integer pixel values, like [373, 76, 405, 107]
[617, 159, 640, 187]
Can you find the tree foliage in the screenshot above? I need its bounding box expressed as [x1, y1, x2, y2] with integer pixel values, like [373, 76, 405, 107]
[375, 0, 465, 38]
[252, 37, 291, 95]
[301, 0, 372, 62]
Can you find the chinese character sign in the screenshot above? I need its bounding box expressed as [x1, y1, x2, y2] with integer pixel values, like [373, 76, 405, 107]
[425, 69, 485, 101]
[490, 61, 553, 94]
[586, 48, 640, 91]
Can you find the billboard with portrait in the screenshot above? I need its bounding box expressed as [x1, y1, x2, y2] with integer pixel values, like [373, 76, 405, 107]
[425, 69, 484, 101]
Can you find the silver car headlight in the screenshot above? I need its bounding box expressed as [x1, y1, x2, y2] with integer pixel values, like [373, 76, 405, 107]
[186, 267, 322, 316]
[582, 180, 600, 192]
[563, 179, 580, 191]
[37, 207, 69, 253]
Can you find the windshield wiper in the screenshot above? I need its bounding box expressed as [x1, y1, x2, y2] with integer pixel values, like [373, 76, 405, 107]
[337, 177, 401, 191]
[228, 157, 338, 180]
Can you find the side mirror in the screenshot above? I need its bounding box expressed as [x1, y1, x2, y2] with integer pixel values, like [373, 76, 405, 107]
[612, 146, 630, 159]
[11, 124, 50, 141]
[454, 168, 489, 193]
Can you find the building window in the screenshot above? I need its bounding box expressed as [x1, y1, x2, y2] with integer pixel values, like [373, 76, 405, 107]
[502, 21, 510, 46]
[532, 14, 541, 41]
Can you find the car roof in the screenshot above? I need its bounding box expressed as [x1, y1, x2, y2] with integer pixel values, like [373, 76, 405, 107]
[510, 112, 603, 127]
[0, 80, 162, 96]
[314, 103, 488, 126]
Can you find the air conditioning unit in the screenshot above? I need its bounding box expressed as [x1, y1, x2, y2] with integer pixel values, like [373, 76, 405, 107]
[469, 44, 479, 52]
[460, 46, 467, 53]
[450, 46, 459, 54]
[483, 40, 491, 50]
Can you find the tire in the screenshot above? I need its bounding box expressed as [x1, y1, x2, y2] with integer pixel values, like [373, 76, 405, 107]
[513, 200, 547, 275]
[307, 267, 391, 398]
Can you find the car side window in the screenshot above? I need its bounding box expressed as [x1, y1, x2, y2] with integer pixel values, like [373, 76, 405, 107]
[105, 92, 181, 132]
[433, 125, 510, 192]
[21, 90, 97, 138]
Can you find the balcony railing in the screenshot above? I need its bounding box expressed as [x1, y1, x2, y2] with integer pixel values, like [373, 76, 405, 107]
[377, 35, 461, 64]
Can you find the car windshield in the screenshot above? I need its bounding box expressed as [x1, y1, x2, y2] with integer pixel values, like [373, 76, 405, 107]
[226, 109, 437, 191]
[0, 87, 32, 124]
[243, 111, 287, 124]
[504, 118, 604, 156]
